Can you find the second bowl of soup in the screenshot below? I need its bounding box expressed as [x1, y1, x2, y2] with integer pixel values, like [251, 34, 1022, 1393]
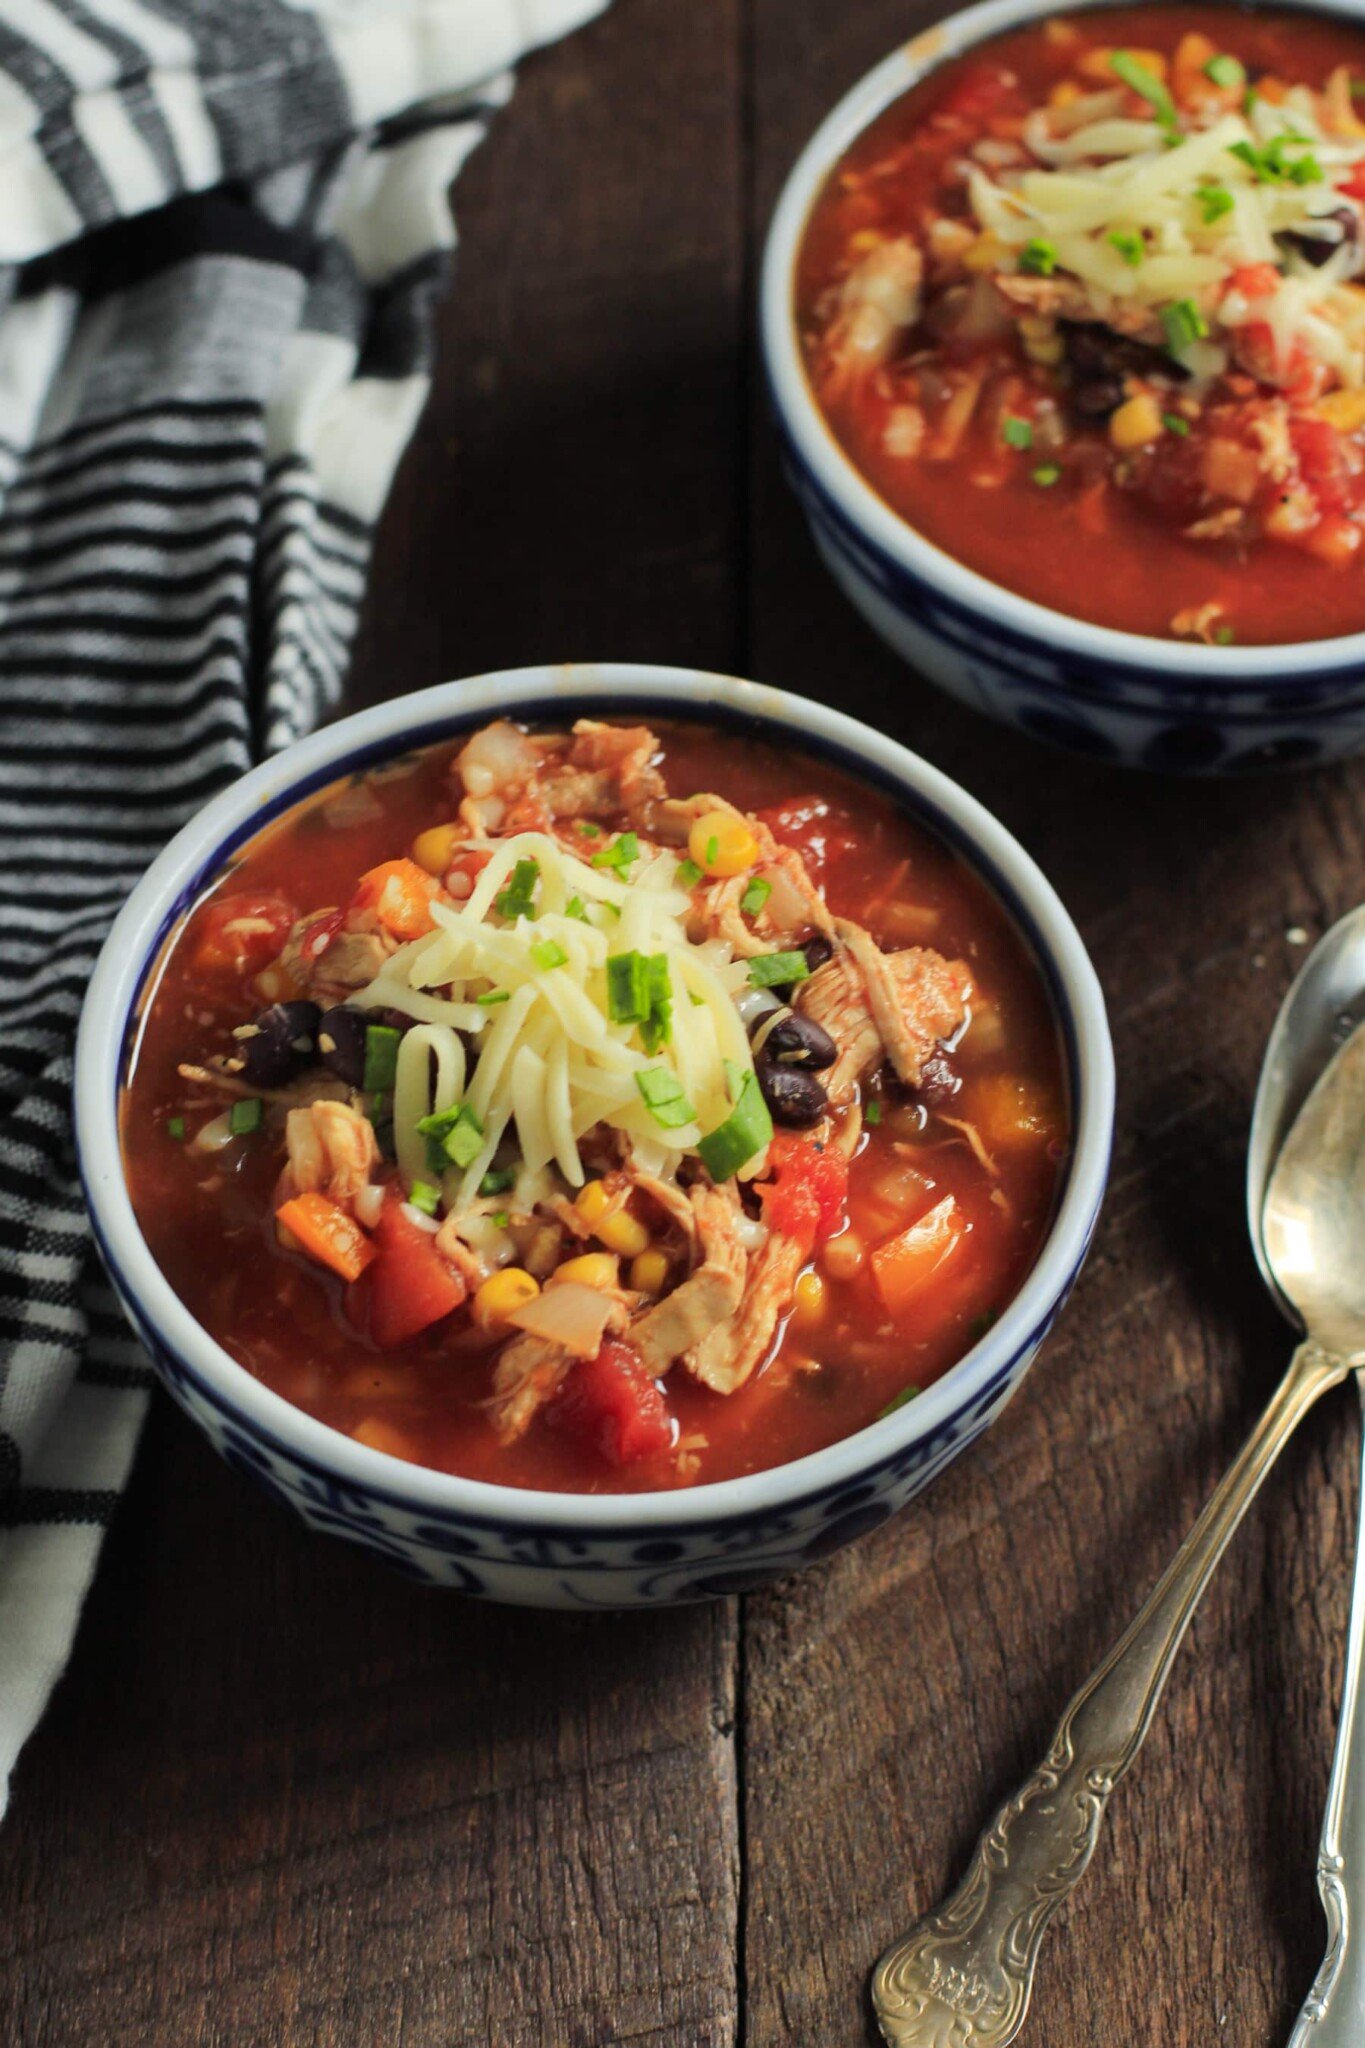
[763, 0, 1365, 772]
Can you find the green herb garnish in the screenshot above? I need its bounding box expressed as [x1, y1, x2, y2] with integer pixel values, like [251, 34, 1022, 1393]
[878, 1385, 920, 1419]
[698, 1061, 773, 1182]
[565, 895, 588, 921]
[864, 1100, 883, 1127]
[1229, 134, 1322, 186]
[1163, 412, 1190, 436]
[530, 937, 568, 971]
[1198, 183, 1235, 223]
[229, 1097, 263, 1136]
[1031, 462, 1062, 488]
[417, 1100, 484, 1174]
[1203, 53, 1244, 89]
[705, 834, 720, 866]
[577, 821, 602, 838]
[166, 1116, 185, 1141]
[494, 857, 539, 921]
[1215, 624, 1236, 645]
[1002, 416, 1033, 450]
[748, 950, 811, 990]
[1111, 50, 1178, 135]
[479, 1166, 516, 1195]
[1108, 229, 1144, 267]
[635, 1067, 696, 1130]
[608, 949, 672, 1050]
[591, 829, 639, 878]
[676, 857, 703, 888]
[362, 1024, 402, 1093]
[477, 988, 511, 1006]
[1018, 237, 1058, 276]
[408, 1179, 441, 1217]
[1161, 297, 1209, 353]
[740, 875, 772, 917]
[491, 1210, 511, 1228]
[969, 1308, 999, 1340]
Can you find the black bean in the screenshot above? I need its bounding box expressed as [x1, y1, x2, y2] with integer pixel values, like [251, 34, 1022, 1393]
[801, 934, 834, 975]
[1280, 208, 1359, 269]
[1071, 375, 1125, 419]
[239, 1001, 320, 1088]
[762, 1011, 838, 1070]
[317, 1005, 369, 1086]
[915, 1052, 961, 1107]
[756, 1055, 828, 1128]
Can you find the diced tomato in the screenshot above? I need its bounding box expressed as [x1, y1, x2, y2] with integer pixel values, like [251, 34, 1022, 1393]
[550, 1337, 674, 1465]
[191, 891, 298, 976]
[759, 1135, 849, 1257]
[1342, 164, 1365, 204]
[1291, 418, 1351, 514]
[296, 906, 344, 963]
[361, 1198, 467, 1348]
[935, 61, 1018, 126]
[870, 1195, 967, 1317]
[1228, 264, 1280, 301]
[348, 857, 443, 940]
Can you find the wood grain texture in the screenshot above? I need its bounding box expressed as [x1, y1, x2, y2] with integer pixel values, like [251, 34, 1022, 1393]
[4, 0, 1365, 2043]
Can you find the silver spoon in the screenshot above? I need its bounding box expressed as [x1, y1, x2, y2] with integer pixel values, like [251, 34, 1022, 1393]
[1250, 908, 1365, 2048]
[871, 980, 1365, 2047]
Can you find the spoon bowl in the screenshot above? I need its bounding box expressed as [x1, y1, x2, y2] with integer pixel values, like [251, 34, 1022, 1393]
[1261, 1021, 1365, 1358]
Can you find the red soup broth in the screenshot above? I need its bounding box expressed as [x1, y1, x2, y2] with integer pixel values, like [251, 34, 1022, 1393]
[121, 724, 1069, 1493]
[796, 7, 1365, 643]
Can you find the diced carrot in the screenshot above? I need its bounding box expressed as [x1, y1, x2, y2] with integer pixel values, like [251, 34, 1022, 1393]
[349, 858, 443, 939]
[1305, 514, 1362, 568]
[363, 1199, 466, 1348]
[276, 1192, 376, 1282]
[871, 1196, 967, 1317]
[969, 1072, 1061, 1149]
[1229, 264, 1281, 302]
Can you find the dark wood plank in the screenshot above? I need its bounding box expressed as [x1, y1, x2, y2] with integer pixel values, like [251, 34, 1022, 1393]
[1, 6, 746, 2045]
[742, 4, 1365, 2043]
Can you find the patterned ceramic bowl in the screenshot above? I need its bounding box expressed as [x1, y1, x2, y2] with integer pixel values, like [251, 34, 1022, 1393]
[760, 0, 1365, 775]
[75, 665, 1113, 1607]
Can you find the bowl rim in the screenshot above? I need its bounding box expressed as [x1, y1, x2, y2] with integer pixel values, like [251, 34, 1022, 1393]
[759, 0, 1365, 683]
[75, 662, 1114, 1532]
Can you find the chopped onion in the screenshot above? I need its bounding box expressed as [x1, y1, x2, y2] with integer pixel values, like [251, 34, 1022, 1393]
[456, 719, 539, 798]
[354, 1184, 385, 1229]
[506, 1279, 617, 1358]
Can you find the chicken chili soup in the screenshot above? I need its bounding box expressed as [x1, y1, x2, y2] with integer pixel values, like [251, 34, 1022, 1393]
[797, 5, 1365, 644]
[122, 718, 1067, 1494]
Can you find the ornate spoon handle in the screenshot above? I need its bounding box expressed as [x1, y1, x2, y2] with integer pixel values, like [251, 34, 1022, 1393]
[1286, 1371, 1365, 2048]
[872, 1338, 1349, 2048]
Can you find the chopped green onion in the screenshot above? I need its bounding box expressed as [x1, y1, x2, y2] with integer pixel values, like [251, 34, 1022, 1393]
[877, 1385, 920, 1420]
[1203, 52, 1244, 89]
[969, 1307, 1000, 1340]
[1110, 50, 1178, 134]
[607, 950, 651, 1024]
[230, 1097, 263, 1136]
[577, 821, 602, 838]
[166, 1115, 185, 1142]
[740, 875, 772, 916]
[1031, 463, 1061, 488]
[1242, 86, 1259, 116]
[698, 1061, 773, 1182]
[362, 1023, 402, 1093]
[748, 950, 811, 989]
[494, 857, 540, 921]
[477, 988, 511, 1006]
[1352, 77, 1365, 102]
[408, 1179, 442, 1217]
[635, 1067, 696, 1130]
[565, 895, 588, 921]
[676, 857, 703, 888]
[1018, 237, 1058, 277]
[491, 1210, 511, 1228]
[1108, 229, 1144, 267]
[640, 955, 673, 1055]
[864, 1100, 883, 1127]
[1002, 416, 1033, 450]
[479, 1166, 516, 1195]
[1163, 412, 1190, 436]
[1215, 624, 1236, 645]
[705, 834, 720, 866]
[591, 829, 639, 877]
[1160, 297, 1209, 353]
[1228, 135, 1322, 186]
[1198, 183, 1235, 224]
[530, 937, 568, 971]
[417, 1100, 484, 1174]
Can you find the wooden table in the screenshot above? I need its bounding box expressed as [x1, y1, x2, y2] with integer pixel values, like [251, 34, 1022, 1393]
[6, 2, 1364, 2041]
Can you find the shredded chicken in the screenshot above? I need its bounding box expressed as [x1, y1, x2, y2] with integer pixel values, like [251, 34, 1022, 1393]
[487, 1335, 576, 1443]
[684, 1229, 806, 1396]
[818, 237, 924, 400]
[283, 1100, 379, 1210]
[799, 925, 971, 1103]
[632, 1186, 747, 1374]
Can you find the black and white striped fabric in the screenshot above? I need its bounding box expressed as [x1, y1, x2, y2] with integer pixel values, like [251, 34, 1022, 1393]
[0, 0, 604, 1818]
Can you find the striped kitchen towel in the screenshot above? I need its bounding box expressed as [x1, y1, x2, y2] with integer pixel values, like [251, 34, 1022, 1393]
[0, 0, 605, 1821]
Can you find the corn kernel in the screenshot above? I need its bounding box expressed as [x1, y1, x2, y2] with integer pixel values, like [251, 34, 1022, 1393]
[553, 1252, 619, 1290]
[963, 232, 1005, 274]
[1315, 389, 1365, 434]
[597, 1209, 651, 1258]
[472, 1267, 540, 1330]
[412, 822, 461, 877]
[630, 1248, 671, 1295]
[689, 809, 760, 878]
[254, 961, 302, 1004]
[792, 1269, 827, 1327]
[1109, 393, 1164, 452]
[1048, 79, 1082, 107]
[575, 1180, 612, 1226]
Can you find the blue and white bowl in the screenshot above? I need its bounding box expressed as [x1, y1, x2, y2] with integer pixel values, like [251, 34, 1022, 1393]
[75, 664, 1114, 1608]
[760, 0, 1365, 775]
